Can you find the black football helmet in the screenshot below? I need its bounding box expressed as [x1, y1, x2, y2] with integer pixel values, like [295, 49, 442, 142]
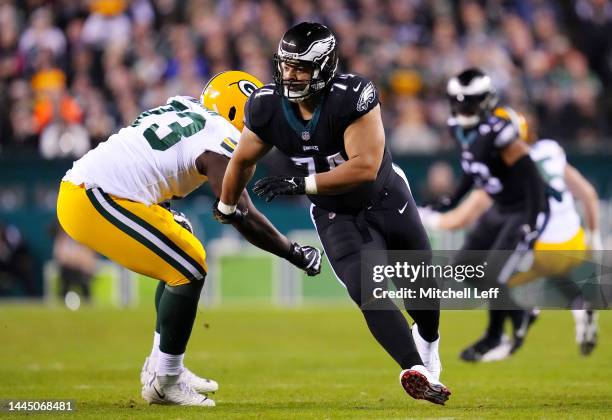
[447, 68, 498, 127]
[273, 22, 339, 102]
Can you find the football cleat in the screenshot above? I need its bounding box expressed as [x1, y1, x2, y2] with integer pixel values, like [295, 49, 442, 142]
[400, 365, 451, 405]
[411, 324, 442, 382]
[460, 335, 508, 362]
[142, 374, 215, 407]
[574, 309, 598, 356]
[141, 357, 219, 394]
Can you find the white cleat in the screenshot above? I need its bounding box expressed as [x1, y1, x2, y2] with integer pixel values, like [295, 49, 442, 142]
[411, 324, 441, 382]
[399, 365, 451, 405]
[141, 357, 219, 394]
[481, 335, 512, 362]
[573, 310, 598, 356]
[142, 374, 215, 407]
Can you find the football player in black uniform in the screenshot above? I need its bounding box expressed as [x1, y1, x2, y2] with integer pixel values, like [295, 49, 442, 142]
[213, 22, 451, 405]
[440, 68, 549, 361]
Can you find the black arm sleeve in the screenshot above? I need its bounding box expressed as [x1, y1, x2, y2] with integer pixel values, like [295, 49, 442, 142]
[508, 154, 548, 229]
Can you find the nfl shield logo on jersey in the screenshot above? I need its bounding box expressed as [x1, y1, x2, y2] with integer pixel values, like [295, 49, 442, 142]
[301, 131, 311, 141]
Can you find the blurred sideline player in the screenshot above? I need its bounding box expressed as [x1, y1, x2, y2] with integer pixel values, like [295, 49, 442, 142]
[434, 68, 550, 362]
[420, 110, 601, 356]
[57, 71, 322, 407]
[215, 22, 450, 405]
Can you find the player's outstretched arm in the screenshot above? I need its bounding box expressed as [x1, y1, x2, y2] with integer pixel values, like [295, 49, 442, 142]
[501, 140, 547, 237]
[219, 127, 272, 211]
[199, 151, 321, 276]
[421, 189, 492, 231]
[565, 164, 601, 248]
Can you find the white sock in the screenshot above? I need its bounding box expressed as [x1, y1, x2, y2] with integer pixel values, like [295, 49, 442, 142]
[156, 351, 184, 376]
[150, 332, 160, 359]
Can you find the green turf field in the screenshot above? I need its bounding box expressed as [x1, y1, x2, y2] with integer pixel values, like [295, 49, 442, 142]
[0, 304, 610, 419]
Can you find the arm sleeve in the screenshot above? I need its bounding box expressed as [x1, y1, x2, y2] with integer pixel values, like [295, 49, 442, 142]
[508, 154, 548, 230]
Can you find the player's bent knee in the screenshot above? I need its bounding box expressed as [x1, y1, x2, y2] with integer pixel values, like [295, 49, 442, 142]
[164, 277, 205, 300]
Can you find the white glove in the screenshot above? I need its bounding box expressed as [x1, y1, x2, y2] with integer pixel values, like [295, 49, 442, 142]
[417, 207, 442, 230]
[585, 229, 603, 250]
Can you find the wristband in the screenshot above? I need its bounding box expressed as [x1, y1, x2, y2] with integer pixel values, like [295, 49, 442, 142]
[305, 175, 318, 194]
[217, 201, 237, 215]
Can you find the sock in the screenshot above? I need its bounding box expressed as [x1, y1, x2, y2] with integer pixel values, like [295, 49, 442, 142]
[508, 309, 527, 332]
[407, 310, 440, 342]
[150, 331, 160, 359]
[158, 282, 202, 355]
[485, 309, 506, 341]
[157, 351, 185, 377]
[154, 281, 165, 334]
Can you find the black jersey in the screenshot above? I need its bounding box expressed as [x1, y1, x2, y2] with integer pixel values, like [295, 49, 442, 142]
[448, 108, 528, 210]
[245, 73, 394, 213]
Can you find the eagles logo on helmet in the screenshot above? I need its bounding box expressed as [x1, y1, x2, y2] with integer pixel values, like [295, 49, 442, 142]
[447, 68, 498, 127]
[273, 22, 339, 102]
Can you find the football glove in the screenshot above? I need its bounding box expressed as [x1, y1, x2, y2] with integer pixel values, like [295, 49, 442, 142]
[253, 176, 306, 202]
[286, 242, 322, 276]
[212, 199, 248, 224]
[160, 202, 194, 234]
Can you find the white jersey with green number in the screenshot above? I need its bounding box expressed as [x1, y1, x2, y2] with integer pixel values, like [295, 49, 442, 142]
[63, 96, 240, 204]
[530, 139, 581, 243]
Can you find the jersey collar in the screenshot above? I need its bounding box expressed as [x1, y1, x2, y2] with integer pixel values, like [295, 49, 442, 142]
[281, 97, 323, 141]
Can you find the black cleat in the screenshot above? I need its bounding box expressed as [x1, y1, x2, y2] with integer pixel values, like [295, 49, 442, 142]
[509, 310, 539, 355]
[460, 335, 506, 362]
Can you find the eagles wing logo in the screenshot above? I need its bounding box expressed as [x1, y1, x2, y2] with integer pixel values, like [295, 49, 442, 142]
[356, 82, 376, 112]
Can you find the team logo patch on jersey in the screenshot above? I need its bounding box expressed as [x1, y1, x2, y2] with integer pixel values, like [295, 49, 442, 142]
[301, 131, 311, 141]
[356, 82, 376, 112]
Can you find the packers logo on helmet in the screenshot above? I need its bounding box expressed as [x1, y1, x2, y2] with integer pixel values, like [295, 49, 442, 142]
[494, 107, 529, 143]
[200, 71, 263, 131]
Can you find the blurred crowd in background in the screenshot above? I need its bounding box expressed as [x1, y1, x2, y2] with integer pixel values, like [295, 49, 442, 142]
[0, 0, 611, 160]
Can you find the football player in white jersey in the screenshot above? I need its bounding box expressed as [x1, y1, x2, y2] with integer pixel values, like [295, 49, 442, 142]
[419, 109, 602, 358]
[57, 71, 322, 407]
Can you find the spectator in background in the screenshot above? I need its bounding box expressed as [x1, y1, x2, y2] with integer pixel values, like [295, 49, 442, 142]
[0, 221, 35, 296]
[0, 0, 611, 157]
[52, 223, 97, 303]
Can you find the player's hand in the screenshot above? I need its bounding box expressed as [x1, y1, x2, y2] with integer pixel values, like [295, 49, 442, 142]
[585, 229, 603, 250]
[417, 206, 442, 230]
[286, 242, 322, 276]
[519, 223, 540, 245]
[429, 196, 452, 212]
[252, 176, 305, 202]
[212, 199, 248, 224]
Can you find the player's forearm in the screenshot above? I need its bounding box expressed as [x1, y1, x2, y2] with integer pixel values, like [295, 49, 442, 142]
[311, 156, 379, 195]
[220, 158, 256, 206]
[232, 206, 291, 258]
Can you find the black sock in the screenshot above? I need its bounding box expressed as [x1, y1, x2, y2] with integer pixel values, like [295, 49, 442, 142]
[486, 309, 506, 341]
[158, 281, 203, 355]
[408, 310, 440, 342]
[361, 309, 422, 369]
[154, 281, 165, 334]
[508, 309, 527, 331]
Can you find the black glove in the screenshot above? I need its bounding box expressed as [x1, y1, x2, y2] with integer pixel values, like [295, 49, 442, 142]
[252, 176, 306, 202]
[428, 196, 453, 212]
[160, 202, 194, 234]
[286, 242, 322, 276]
[212, 199, 248, 224]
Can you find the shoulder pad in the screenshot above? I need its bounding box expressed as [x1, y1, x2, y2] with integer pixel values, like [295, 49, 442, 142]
[329, 73, 379, 121]
[244, 84, 278, 133]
